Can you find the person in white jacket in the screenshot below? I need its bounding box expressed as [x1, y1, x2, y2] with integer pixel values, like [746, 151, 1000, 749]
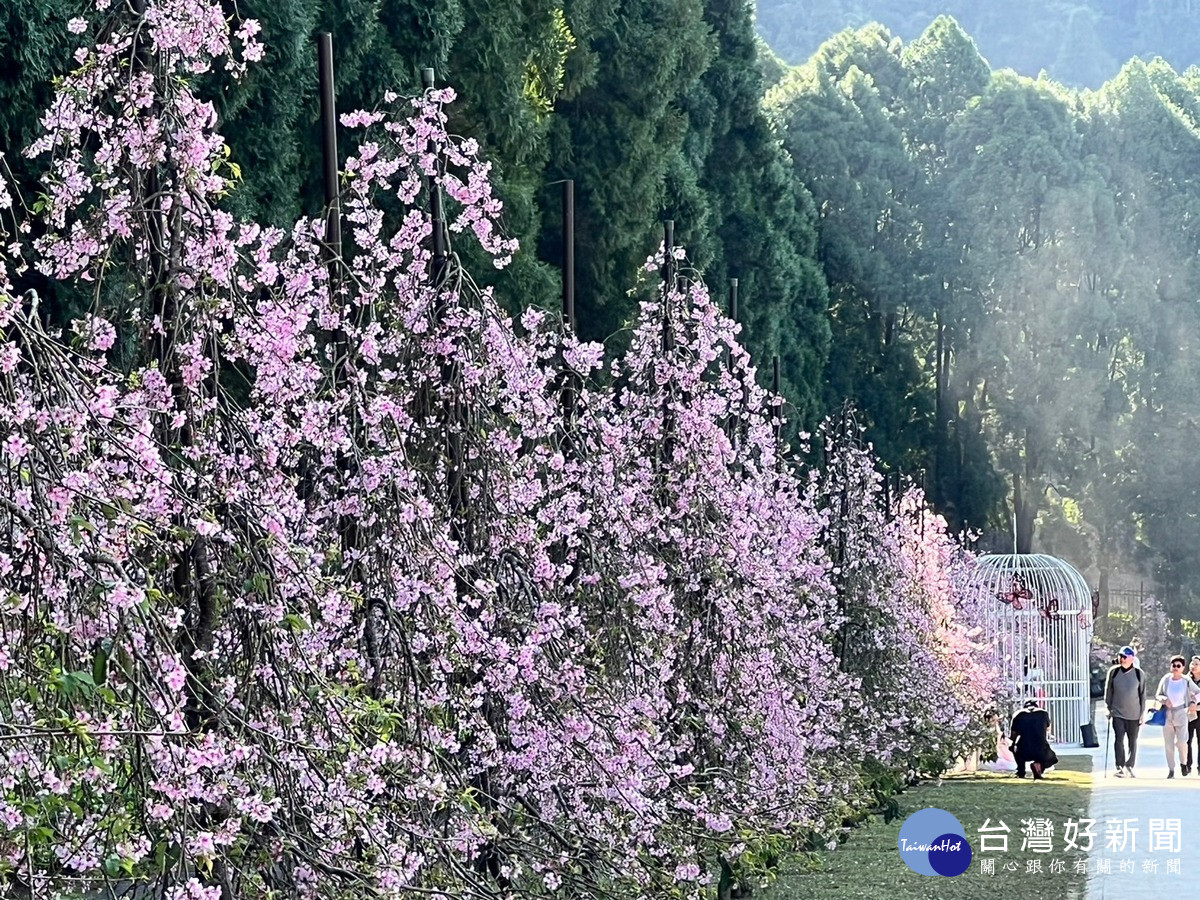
[1155, 655, 1200, 778]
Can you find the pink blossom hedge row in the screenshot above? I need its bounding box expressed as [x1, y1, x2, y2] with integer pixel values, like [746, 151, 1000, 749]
[0, 1, 1003, 898]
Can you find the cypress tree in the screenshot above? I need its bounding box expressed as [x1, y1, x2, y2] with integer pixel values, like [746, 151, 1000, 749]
[541, 0, 716, 345]
[682, 0, 830, 431]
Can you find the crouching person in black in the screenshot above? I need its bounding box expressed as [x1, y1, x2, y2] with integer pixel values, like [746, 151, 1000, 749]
[1011, 699, 1058, 779]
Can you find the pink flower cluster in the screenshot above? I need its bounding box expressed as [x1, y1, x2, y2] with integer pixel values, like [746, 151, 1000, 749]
[814, 427, 1003, 772]
[0, 2, 1005, 897]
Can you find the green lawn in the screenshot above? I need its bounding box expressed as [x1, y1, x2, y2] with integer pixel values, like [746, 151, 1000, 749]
[758, 754, 1093, 899]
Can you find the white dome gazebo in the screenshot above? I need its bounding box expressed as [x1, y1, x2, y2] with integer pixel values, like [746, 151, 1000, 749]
[969, 553, 1095, 746]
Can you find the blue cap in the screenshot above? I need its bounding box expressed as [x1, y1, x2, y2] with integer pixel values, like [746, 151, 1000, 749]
[1119, 646, 1135, 657]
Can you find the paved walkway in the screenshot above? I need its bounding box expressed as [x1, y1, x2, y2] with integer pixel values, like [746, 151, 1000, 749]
[1072, 701, 1199, 897]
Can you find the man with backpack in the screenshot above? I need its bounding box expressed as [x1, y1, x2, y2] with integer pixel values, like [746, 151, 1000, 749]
[1105, 645, 1146, 777]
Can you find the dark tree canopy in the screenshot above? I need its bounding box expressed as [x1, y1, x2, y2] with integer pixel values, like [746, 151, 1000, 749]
[755, 0, 1200, 88]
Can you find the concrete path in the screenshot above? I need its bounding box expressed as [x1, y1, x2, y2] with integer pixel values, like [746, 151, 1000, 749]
[1075, 701, 1199, 897]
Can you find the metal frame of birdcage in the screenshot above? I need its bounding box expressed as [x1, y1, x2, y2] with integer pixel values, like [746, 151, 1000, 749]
[971, 554, 1095, 747]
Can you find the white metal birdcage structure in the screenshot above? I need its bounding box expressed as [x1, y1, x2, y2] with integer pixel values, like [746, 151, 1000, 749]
[969, 554, 1094, 746]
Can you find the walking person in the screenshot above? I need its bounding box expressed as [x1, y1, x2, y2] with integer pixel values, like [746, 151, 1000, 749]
[1105, 645, 1146, 777]
[1010, 699, 1058, 779]
[1184, 657, 1200, 775]
[1155, 655, 1200, 779]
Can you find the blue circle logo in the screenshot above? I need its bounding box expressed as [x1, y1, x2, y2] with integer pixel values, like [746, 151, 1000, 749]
[897, 808, 972, 876]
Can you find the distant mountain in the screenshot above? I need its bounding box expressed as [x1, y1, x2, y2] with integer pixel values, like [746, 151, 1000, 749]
[754, 0, 1200, 88]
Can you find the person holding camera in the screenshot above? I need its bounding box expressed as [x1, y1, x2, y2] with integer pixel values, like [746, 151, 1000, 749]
[1010, 699, 1057, 779]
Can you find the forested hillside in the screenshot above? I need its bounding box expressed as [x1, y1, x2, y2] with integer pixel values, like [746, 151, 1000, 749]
[754, 0, 1200, 88]
[766, 16, 1200, 625]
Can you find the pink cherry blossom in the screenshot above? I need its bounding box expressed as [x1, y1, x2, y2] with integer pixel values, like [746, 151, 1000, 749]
[0, 2, 1005, 897]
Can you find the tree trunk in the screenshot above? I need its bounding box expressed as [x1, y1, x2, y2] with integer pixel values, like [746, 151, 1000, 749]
[931, 309, 946, 495]
[1097, 567, 1110, 620]
[1013, 472, 1037, 553]
[1097, 524, 1112, 620]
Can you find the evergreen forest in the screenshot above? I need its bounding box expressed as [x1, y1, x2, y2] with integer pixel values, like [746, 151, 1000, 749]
[755, 0, 1200, 88]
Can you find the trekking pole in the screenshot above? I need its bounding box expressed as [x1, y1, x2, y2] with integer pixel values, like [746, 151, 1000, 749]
[1105, 716, 1111, 777]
